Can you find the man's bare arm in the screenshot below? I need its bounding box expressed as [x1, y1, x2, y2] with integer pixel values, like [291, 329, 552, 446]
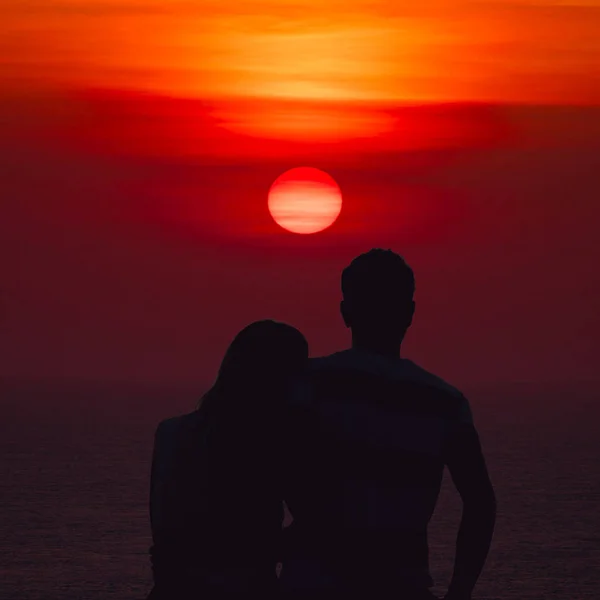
[444, 425, 496, 600]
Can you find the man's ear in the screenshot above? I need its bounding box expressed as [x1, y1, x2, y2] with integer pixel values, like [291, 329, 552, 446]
[340, 300, 351, 328]
[408, 300, 416, 327]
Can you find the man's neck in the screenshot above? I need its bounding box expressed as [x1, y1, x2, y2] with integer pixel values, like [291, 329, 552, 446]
[351, 337, 402, 359]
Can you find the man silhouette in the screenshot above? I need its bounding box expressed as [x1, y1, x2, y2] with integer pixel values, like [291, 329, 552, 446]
[281, 249, 496, 600]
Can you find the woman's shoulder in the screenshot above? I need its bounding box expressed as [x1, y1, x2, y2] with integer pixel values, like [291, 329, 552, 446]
[154, 411, 202, 444]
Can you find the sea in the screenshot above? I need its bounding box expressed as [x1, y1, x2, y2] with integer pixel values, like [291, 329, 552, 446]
[1, 378, 599, 600]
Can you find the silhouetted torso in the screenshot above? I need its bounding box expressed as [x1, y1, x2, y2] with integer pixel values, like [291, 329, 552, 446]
[149, 406, 282, 597]
[282, 349, 473, 596]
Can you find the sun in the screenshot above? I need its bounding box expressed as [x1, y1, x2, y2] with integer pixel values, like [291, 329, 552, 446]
[268, 167, 342, 234]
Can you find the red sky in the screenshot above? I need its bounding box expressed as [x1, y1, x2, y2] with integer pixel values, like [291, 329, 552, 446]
[1, 1, 599, 387]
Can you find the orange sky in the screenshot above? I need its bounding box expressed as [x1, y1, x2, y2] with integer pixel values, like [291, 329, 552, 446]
[3, 0, 599, 106]
[2, 2, 600, 385]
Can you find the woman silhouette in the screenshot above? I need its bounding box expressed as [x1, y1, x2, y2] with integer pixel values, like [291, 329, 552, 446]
[147, 320, 308, 599]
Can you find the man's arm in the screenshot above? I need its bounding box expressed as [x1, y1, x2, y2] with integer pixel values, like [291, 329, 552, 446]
[444, 421, 496, 600]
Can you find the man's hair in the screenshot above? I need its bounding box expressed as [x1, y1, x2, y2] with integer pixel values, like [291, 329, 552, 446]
[341, 249, 415, 307]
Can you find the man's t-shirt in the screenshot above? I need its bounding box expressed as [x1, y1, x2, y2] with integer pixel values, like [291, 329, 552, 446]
[282, 349, 474, 590]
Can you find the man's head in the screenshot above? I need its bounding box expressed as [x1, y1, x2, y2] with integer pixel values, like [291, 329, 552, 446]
[341, 249, 415, 352]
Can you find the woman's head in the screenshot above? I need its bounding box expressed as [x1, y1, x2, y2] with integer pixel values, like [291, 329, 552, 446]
[200, 320, 308, 414]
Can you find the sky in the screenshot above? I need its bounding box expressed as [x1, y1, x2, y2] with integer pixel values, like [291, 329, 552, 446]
[1, 0, 599, 387]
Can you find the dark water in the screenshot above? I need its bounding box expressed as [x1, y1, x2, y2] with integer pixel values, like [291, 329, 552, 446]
[1, 379, 599, 600]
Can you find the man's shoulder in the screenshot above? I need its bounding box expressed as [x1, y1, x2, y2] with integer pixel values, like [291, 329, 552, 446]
[400, 361, 465, 399]
[308, 350, 352, 371]
[402, 361, 473, 423]
[303, 352, 470, 420]
[308, 351, 463, 397]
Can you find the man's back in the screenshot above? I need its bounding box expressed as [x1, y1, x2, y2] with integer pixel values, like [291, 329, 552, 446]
[282, 349, 476, 594]
[282, 249, 495, 599]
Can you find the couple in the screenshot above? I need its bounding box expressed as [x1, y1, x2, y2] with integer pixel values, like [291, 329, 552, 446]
[147, 249, 496, 600]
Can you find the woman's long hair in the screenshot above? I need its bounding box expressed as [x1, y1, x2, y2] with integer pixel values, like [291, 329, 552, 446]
[197, 320, 308, 420]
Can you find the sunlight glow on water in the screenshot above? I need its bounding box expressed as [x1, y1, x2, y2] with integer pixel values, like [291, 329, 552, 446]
[2, 382, 599, 599]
